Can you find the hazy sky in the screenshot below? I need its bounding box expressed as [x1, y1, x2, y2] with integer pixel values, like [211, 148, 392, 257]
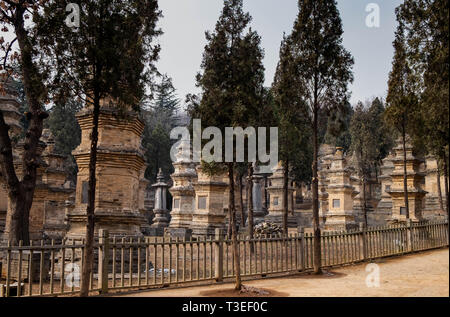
[155, 0, 404, 108]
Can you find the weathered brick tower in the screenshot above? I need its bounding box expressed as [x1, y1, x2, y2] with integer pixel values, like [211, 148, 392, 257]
[65, 98, 147, 238]
[387, 136, 426, 222]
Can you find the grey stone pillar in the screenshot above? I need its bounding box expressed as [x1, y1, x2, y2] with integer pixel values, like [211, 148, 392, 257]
[149, 169, 170, 236]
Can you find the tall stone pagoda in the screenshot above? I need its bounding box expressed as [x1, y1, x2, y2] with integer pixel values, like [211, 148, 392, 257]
[191, 165, 228, 236]
[28, 130, 75, 239]
[265, 161, 296, 227]
[423, 156, 446, 218]
[387, 136, 426, 222]
[167, 141, 197, 238]
[324, 147, 358, 231]
[65, 98, 147, 238]
[317, 144, 335, 226]
[374, 153, 395, 223]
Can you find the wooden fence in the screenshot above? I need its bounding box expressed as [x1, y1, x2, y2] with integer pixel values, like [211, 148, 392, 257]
[0, 220, 448, 297]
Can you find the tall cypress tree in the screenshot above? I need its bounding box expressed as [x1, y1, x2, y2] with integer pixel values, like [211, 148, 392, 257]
[290, 0, 354, 274]
[385, 13, 418, 220]
[350, 99, 392, 227]
[397, 0, 449, 214]
[272, 35, 312, 235]
[189, 0, 265, 290]
[35, 0, 162, 296]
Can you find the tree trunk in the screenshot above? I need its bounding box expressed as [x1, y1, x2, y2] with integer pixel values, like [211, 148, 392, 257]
[80, 95, 100, 297]
[443, 152, 449, 215]
[282, 160, 289, 236]
[227, 208, 232, 239]
[436, 161, 444, 213]
[0, 111, 21, 245]
[363, 178, 368, 228]
[402, 125, 410, 219]
[247, 164, 254, 254]
[228, 163, 241, 290]
[312, 106, 321, 274]
[237, 172, 245, 228]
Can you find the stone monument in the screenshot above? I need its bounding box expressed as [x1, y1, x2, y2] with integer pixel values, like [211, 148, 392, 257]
[252, 164, 266, 224]
[167, 141, 196, 238]
[324, 147, 358, 231]
[373, 153, 395, 224]
[191, 165, 228, 236]
[387, 136, 426, 222]
[265, 161, 296, 227]
[65, 98, 147, 238]
[148, 169, 170, 236]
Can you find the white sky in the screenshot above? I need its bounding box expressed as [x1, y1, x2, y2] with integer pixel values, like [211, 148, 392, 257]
[1, 0, 404, 108]
[155, 0, 404, 108]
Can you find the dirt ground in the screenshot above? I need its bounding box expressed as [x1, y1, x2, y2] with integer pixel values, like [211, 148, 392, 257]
[116, 248, 449, 297]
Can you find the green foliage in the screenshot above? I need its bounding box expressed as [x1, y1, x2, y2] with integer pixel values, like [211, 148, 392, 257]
[34, 0, 162, 109]
[188, 0, 265, 173]
[142, 75, 180, 182]
[272, 35, 312, 183]
[324, 101, 353, 153]
[45, 99, 82, 181]
[350, 98, 393, 179]
[290, 0, 354, 117]
[385, 13, 419, 139]
[395, 0, 449, 160]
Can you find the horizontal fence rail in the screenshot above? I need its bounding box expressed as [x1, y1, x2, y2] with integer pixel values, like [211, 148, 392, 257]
[0, 220, 448, 297]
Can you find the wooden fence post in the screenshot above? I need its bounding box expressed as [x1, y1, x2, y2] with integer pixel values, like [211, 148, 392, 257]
[98, 229, 110, 294]
[214, 228, 224, 282]
[298, 227, 305, 271]
[406, 219, 413, 253]
[359, 223, 367, 261]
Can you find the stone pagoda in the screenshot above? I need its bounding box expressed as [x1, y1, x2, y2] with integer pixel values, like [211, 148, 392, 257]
[1, 93, 74, 240]
[423, 156, 446, 218]
[191, 165, 228, 236]
[167, 141, 197, 238]
[265, 161, 296, 227]
[252, 164, 266, 224]
[318, 144, 335, 226]
[148, 169, 170, 236]
[374, 153, 395, 223]
[324, 147, 358, 231]
[65, 98, 147, 238]
[387, 136, 426, 222]
[27, 130, 75, 240]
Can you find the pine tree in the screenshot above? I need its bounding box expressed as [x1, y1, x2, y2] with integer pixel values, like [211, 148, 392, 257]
[349, 98, 392, 227]
[34, 0, 162, 296]
[324, 101, 353, 153]
[143, 75, 180, 183]
[46, 99, 82, 182]
[290, 0, 354, 274]
[272, 35, 312, 235]
[396, 0, 449, 214]
[385, 12, 419, 220]
[189, 0, 265, 290]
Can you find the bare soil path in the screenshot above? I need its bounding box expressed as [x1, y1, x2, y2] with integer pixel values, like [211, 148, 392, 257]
[116, 248, 449, 297]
